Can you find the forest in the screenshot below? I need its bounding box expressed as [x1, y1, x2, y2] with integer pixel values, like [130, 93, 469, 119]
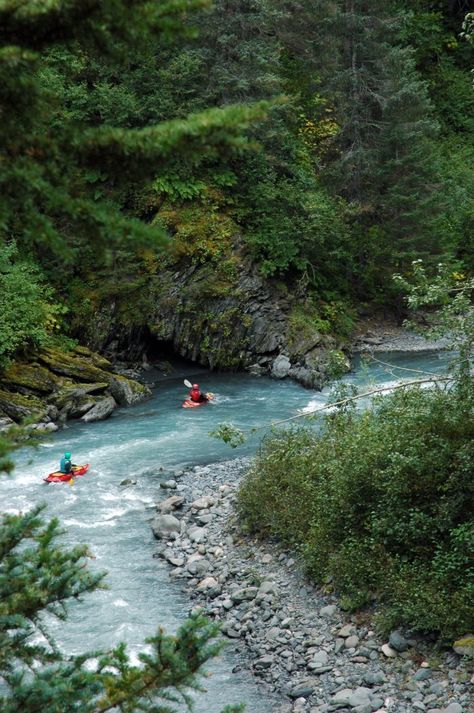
[0, 1, 473, 711]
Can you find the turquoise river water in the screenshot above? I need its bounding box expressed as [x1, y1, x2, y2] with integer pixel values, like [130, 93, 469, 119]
[1, 351, 451, 711]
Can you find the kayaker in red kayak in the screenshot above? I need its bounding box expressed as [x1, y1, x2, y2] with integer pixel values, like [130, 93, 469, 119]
[59, 451, 73, 475]
[189, 384, 208, 403]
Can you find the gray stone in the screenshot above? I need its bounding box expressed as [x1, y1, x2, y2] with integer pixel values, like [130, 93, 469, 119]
[310, 651, 329, 668]
[187, 526, 207, 543]
[345, 635, 360, 649]
[380, 643, 397, 657]
[414, 668, 432, 681]
[196, 576, 218, 591]
[389, 630, 410, 652]
[331, 688, 353, 707]
[108, 376, 151, 406]
[338, 624, 356, 638]
[272, 354, 291, 379]
[151, 514, 180, 539]
[254, 655, 275, 669]
[363, 671, 386, 686]
[442, 705, 463, 713]
[190, 495, 215, 509]
[347, 687, 372, 708]
[156, 495, 185, 513]
[230, 587, 259, 603]
[320, 605, 338, 618]
[289, 679, 318, 699]
[81, 395, 116, 422]
[160, 479, 177, 489]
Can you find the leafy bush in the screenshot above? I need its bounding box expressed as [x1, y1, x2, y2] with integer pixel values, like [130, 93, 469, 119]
[238, 383, 474, 641]
[0, 244, 63, 367]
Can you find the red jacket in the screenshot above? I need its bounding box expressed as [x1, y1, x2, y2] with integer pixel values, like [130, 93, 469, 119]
[190, 388, 202, 402]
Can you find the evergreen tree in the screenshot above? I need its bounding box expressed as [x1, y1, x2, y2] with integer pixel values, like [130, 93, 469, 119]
[0, 2, 266, 710]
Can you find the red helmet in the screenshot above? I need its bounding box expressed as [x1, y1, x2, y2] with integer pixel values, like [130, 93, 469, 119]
[192, 384, 199, 390]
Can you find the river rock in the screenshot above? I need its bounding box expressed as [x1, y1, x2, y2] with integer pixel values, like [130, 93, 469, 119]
[442, 705, 463, 713]
[272, 355, 291, 379]
[453, 635, 474, 657]
[0, 389, 46, 422]
[288, 678, 318, 699]
[151, 514, 181, 540]
[157, 495, 185, 512]
[230, 587, 259, 603]
[196, 576, 218, 591]
[81, 396, 117, 422]
[191, 495, 215, 510]
[107, 375, 151, 406]
[389, 630, 410, 652]
[381, 644, 397, 657]
[188, 526, 208, 543]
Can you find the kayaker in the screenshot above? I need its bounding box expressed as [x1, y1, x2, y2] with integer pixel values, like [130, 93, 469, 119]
[59, 451, 73, 474]
[189, 384, 208, 403]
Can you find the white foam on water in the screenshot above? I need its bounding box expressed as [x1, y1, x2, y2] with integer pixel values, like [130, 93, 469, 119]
[63, 518, 117, 529]
[113, 599, 129, 607]
[101, 507, 127, 521]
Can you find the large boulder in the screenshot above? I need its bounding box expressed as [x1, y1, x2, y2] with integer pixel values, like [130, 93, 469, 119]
[453, 634, 474, 657]
[38, 347, 113, 383]
[80, 396, 117, 422]
[151, 514, 181, 540]
[271, 354, 291, 379]
[0, 389, 46, 422]
[1, 362, 65, 394]
[107, 375, 151, 406]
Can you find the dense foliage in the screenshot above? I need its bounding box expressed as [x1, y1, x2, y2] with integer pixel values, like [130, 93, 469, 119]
[2, 0, 472, 353]
[238, 263, 474, 642]
[238, 381, 474, 641]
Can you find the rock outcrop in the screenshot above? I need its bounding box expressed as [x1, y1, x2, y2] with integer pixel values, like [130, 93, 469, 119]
[0, 345, 151, 433]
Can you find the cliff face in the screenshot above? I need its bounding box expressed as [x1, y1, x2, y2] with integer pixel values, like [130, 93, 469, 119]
[84, 257, 349, 389]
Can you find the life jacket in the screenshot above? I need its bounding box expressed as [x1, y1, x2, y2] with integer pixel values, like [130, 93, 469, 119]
[60, 457, 72, 474]
[190, 388, 202, 402]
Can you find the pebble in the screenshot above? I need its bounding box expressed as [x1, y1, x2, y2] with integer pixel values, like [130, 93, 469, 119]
[151, 457, 472, 713]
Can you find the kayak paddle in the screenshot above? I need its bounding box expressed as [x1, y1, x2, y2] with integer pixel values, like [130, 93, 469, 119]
[184, 379, 193, 388]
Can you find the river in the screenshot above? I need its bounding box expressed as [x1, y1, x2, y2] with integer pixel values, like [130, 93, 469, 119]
[1, 350, 451, 711]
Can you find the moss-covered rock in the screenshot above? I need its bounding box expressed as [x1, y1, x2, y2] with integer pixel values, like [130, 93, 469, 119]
[0, 389, 46, 422]
[107, 375, 151, 406]
[72, 345, 113, 371]
[38, 347, 114, 383]
[454, 635, 474, 657]
[1, 362, 66, 394]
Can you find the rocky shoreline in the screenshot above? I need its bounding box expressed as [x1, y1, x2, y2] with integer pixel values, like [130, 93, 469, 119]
[0, 345, 151, 434]
[151, 459, 473, 713]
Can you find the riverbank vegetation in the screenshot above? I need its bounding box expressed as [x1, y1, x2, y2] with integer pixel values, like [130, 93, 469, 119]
[238, 268, 474, 642]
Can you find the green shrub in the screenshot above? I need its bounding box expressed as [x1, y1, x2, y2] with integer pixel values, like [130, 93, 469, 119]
[0, 244, 63, 367]
[238, 383, 474, 641]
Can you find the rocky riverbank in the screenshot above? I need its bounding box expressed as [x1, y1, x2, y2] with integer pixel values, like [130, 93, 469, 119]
[0, 345, 151, 434]
[151, 459, 473, 713]
[351, 321, 450, 353]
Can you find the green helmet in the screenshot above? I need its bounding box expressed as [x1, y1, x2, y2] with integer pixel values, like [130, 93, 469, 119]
[65, 452, 71, 459]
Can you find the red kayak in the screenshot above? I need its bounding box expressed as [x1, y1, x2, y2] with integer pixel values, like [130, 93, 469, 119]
[182, 393, 214, 409]
[44, 463, 90, 483]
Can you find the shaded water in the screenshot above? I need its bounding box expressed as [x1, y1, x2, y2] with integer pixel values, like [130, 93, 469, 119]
[1, 351, 451, 711]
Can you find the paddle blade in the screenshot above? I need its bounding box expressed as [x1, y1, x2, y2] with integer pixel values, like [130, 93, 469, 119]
[184, 379, 193, 388]
[69, 478, 75, 486]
